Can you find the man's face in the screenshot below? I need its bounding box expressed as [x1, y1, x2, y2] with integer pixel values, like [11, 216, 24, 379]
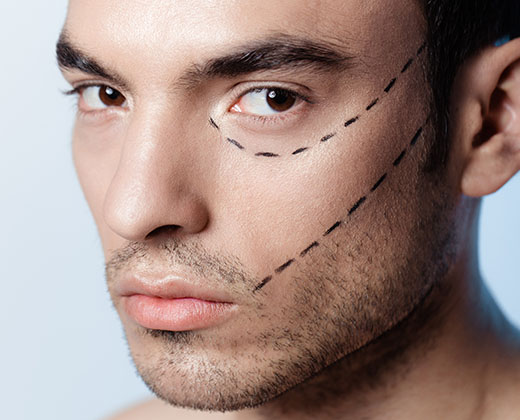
[61, 0, 456, 410]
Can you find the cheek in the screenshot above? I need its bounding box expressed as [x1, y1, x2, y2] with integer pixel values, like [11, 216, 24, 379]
[214, 115, 426, 282]
[72, 122, 125, 254]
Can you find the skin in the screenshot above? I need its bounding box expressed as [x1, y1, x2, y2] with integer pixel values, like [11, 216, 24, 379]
[58, 0, 520, 419]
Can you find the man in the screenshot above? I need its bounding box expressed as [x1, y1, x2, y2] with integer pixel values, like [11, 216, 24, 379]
[56, 0, 520, 418]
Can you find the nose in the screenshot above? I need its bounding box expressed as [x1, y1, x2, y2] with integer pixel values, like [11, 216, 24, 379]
[103, 107, 211, 242]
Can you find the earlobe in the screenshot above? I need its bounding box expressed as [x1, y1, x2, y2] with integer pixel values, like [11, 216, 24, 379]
[458, 38, 520, 197]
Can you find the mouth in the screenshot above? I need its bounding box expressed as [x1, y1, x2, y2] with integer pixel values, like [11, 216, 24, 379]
[117, 274, 238, 332]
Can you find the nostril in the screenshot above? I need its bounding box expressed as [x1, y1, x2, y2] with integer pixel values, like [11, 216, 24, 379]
[145, 225, 182, 240]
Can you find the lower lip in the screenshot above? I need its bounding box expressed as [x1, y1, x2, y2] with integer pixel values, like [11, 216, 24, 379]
[123, 295, 235, 331]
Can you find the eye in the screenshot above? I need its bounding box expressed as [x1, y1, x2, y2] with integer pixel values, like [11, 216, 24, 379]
[230, 88, 300, 116]
[79, 85, 127, 110]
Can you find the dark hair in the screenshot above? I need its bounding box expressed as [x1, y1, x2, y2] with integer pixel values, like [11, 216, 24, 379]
[422, 0, 520, 167]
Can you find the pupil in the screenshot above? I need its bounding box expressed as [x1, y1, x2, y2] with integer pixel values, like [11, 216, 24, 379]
[99, 86, 125, 106]
[104, 87, 118, 100]
[266, 89, 296, 112]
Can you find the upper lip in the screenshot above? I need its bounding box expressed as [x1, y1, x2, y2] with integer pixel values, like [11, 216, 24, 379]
[115, 272, 235, 303]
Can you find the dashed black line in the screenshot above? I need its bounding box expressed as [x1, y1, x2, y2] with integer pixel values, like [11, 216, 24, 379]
[348, 196, 367, 215]
[275, 259, 295, 274]
[227, 138, 245, 150]
[345, 116, 360, 127]
[219, 43, 426, 159]
[324, 221, 342, 236]
[254, 276, 273, 292]
[252, 121, 427, 293]
[209, 117, 220, 130]
[256, 152, 280, 158]
[401, 58, 414, 74]
[384, 78, 397, 93]
[293, 147, 309, 155]
[393, 150, 407, 166]
[366, 98, 379, 111]
[410, 127, 423, 146]
[370, 174, 388, 192]
[320, 133, 337, 143]
[300, 241, 320, 257]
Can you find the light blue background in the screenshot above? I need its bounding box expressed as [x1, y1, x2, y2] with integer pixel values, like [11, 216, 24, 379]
[0, 2, 518, 419]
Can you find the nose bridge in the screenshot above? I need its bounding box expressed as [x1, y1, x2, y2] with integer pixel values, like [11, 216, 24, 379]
[103, 103, 210, 240]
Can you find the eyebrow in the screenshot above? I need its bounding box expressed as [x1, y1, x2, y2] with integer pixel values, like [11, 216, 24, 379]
[56, 31, 353, 90]
[56, 32, 130, 90]
[184, 34, 353, 83]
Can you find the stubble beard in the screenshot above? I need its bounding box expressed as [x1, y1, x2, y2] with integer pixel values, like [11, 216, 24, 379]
[108, 123, 459, 413]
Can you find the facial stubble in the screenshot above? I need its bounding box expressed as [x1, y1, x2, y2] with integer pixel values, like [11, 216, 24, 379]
[105, 118, 458, 413]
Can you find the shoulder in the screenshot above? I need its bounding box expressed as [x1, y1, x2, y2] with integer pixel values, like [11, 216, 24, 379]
[103, 398, 231, 420]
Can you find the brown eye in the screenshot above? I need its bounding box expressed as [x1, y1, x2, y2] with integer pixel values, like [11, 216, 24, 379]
[80, 85, 127, 111]
[266, 89, 296, 112]
[230, 87, 302, 116]
[98, 86, 126, 107]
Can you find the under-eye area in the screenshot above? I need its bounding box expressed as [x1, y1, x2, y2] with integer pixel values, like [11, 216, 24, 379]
[211, 42, 426, 161]
[252, 121, 427, 293]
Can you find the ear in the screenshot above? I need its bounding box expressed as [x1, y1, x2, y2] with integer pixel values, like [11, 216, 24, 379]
[452, 38, 520, 197]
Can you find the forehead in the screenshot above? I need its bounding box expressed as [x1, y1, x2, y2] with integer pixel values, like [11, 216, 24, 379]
[64, 0, 424, 69]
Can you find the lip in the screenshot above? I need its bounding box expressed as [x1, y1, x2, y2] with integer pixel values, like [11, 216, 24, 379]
[117, 274, 237, 332]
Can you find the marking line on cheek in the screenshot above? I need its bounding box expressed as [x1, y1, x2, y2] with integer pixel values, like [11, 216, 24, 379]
[275, 259, 296, 274]
[256, 152, 280, 158]
[401, 58, 414, 74]
[293, 147, 310, 155]
[300, 241, 320, 257]
[254, 276, 273, 292]
[227, 138, 245, 150]
[410, 127, 423, 146]
[393, 149, 407, 166]
[366, 98, 379, 111]
[348, 196, 367, 215]
[252, 120, 427, 293]
[345, 116, 360, 127]
[320, 133, 337, 143]
[370, 173, 388, 192]
[384, 78, 397, 93]
[324, 221, 342, 236]
[209, 117, 220, 130]
[417, 42, 426, 56]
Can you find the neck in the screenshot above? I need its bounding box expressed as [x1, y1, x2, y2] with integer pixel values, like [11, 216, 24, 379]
[234, 212, 520, 420]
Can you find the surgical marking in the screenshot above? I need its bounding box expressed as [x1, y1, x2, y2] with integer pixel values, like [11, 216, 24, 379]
[227, 138, 245, 150]
[366, 98, 379, 111]
[275, 259, 295, 274]
[348, 196, 367, 215]
[256, 152, 280, 158]
[252, 120, 427, 293]
[209, 117, 220, 130]
[218, 42, 425, 159]
[300, 241, 320, 257]
[320, 133, 337, 143]
[345, 116, 360, 127]
[254, 276, 273, 292]
[401, 58, 414, 74]
[370, 174, 388, 192]
[384, 78, 397, 93]
[410, 127, 423, 146]
[393, 150, 407, 167]
[293, 147, 309, 155]
[324, 221, 342, 236]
